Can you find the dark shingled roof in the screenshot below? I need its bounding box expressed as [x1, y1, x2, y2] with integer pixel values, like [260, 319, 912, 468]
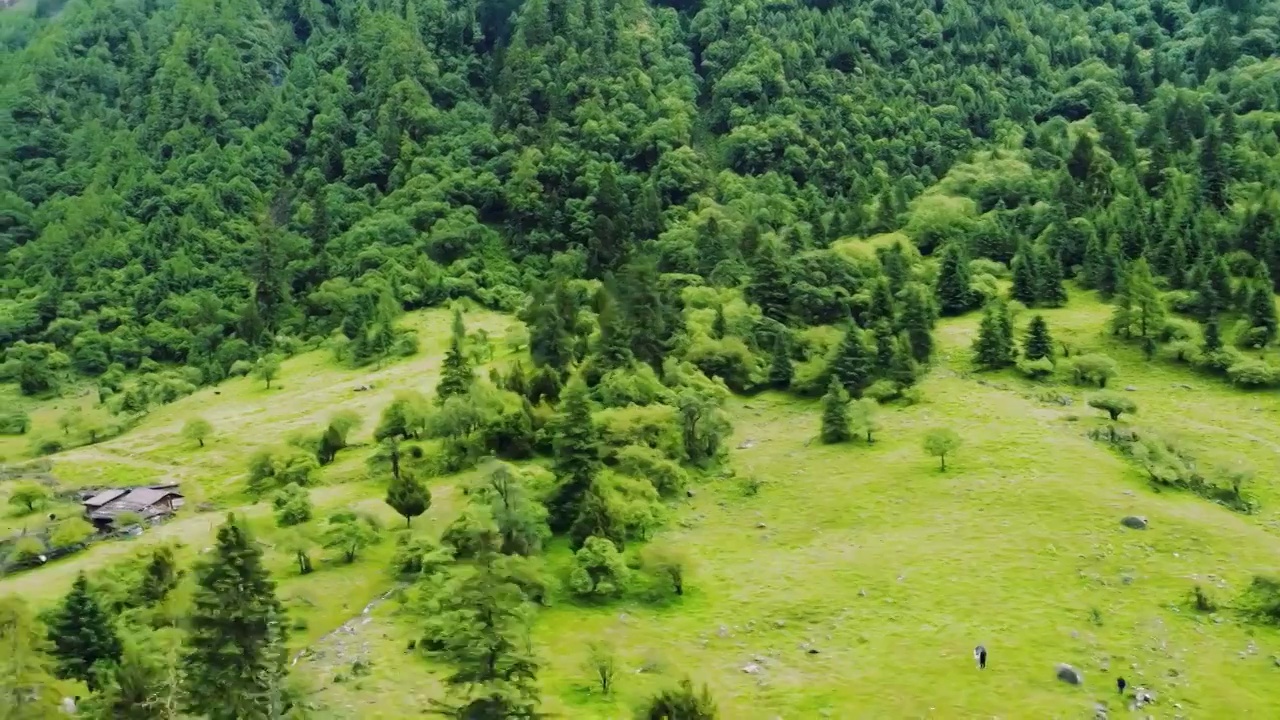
[84, 488, 127, 507]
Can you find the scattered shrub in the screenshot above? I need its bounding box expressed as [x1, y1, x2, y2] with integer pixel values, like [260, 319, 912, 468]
[1016, 357, 1055, 380]
[1227, 359, 1276, 388]
[568, 536, 629, 599]
[1068, 353, 1117, 388]
[615, 445, 688, 497]
[1087, 392, 1137, 421]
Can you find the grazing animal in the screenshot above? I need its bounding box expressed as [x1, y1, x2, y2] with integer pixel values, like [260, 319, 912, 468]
[974, 645, 987, 669]
[1117, 677, 1127, 694]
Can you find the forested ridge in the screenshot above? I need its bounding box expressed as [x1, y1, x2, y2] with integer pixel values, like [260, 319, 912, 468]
[4, 0, 1280, 392]
[7, 0, 1280, 716]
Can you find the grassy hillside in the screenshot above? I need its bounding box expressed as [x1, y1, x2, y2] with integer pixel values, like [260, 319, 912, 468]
[4, 296, 1280, 718]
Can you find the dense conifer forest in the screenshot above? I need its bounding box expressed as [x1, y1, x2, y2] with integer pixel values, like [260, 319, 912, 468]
[6, 0, 1280, 716]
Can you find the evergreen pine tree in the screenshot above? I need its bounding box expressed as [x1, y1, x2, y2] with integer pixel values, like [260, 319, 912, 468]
[867, 278, 896, 325]
[768, 331, 793, 389]
[437, 308, 474, 401]
[182, 515, 288, 720]
[1199, 123, 1229, 211]
[619, 255, 680, 371]
[820, 377, 852, 444]
[0, 598, 63, 718]
[1246, 280, 1279, 347]
[873, 323, 896, 372]
[934, 242, 978, 316]
[1010, 250, 1040, 305]
[386, 472, 431, 527]
[547, 376, 600, 532]
[973, 301, 1015, 369]
[899, 283, 936, 363]
[135, 546, 180, 607]
[1023, 315, 1054, 361]
[47, 573, 122, 690]
[888, 334, 919, 386]
[1202, 317, 1223, 352]
[427, 552, 541, 719]
[1208, 257, 1234, 310]
[711, 305, 727, 339]
[1122, 258, 1165, 340]
[1097, 238, 1126, 297]
[829, 326, 874, 396]
[746, 239, 792, 323]
[594, 287, 633, 371]
[1035, 247, 1069, 307]
[1082, 231, 1106, 289]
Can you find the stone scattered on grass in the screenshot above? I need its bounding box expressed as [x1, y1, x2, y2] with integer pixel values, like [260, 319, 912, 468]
[1056, 663, 1083, 685]
[1120, 516, 1148, 530]
[742, 662, 761, 674]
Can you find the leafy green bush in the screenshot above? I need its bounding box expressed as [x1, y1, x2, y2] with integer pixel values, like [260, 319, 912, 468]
[1016, 357, 1055, 380]
[615, 445, 688, 497]
[568, 536, 628, 599]
[0, 409, 31, 435]
[595, 404, 683, 459]
[1227, 359, 1277, 388]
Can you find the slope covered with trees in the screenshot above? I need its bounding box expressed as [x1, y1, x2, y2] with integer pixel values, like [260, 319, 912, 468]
[7, 0, 1280, 715]
[5, 0, 1280, 392]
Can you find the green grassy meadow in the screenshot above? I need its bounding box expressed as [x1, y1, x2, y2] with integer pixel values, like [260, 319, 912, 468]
[3, 295, 1280, 718]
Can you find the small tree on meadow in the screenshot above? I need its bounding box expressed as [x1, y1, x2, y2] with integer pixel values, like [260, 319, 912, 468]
[849, 398, 879, 443]
[385, 472, 431, 527]
[585, 641, 618, 696]
[253, 354, 282, 389]
[640, 542, 690, 597]
[8, 482, 50, 514]
[182, 417, 213, 448]
[820, 377, 852, 444]
[568, 536, 628, 598]
[1087, 392, 1137, 421]
[923, 427, 961, 471]
[436, 308, 474, 402]
[322, 511, 381, 563]
[1023, 315, 1054, 361]
[272, 483, 312, 527]
[973, 301, 1015, 369]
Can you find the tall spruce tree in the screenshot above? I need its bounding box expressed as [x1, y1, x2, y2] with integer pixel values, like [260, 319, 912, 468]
[547, 375, 600, 532]
[746, 238, 792, 323]
[934, 242, 978, 315]
[437, 308, 474, 402]
[1246, 280, 1279, 347]
[829, 325, 874, 396]
[1082, 231, 1107, 289]
[1035, 247, 1069, 307]
[820, 377, 852, 444]
[973, 301, 1015, 369]
[1010, 250, 1040, 305]
[182, 515, 288, 720]
[0, 598, 63, 718]
[593, 287, 634, 371]
[768, 331, 793, 389]
[521, 281, 577, 374]
[899, 282, 936, 362]
[1112, 258, 1165, 340]
[1023, 315, 1054, 361]
[1202, 317, 1223, 352]
[427, 553, 541, 719]
[47, 573, 122, 690]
